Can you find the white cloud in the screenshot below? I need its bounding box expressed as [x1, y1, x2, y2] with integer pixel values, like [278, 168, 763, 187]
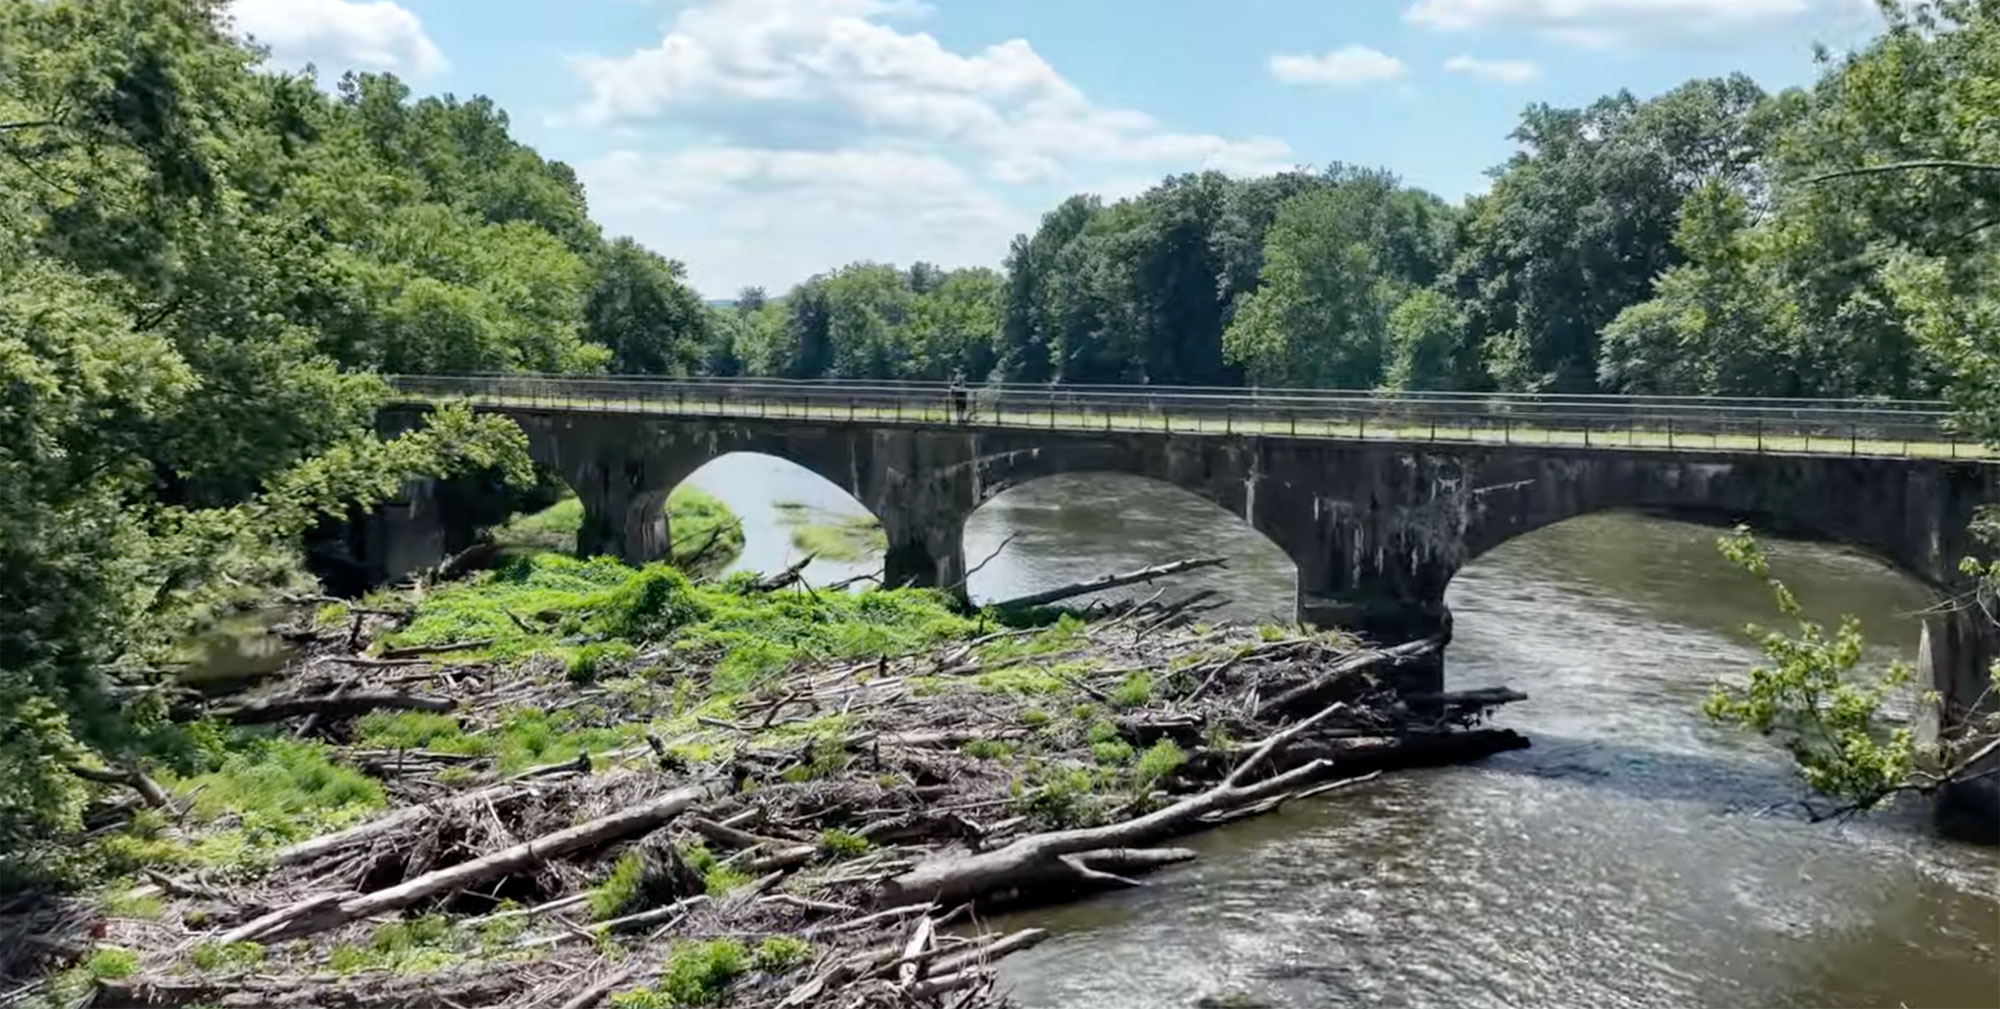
[1443, 54, 1540, 83]
[1268, 46, 1408, 87]
[567, 0, 1297, 293]
[581, 146, 1027, 295]
[1406, 0, 1817, 45]
[566, 0, 1287, 178]
[229, 0, 448, 78]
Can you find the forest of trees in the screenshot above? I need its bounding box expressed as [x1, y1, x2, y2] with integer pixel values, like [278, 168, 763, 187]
[727, 4, 1997, 405]
[0, 0, 1995, 865]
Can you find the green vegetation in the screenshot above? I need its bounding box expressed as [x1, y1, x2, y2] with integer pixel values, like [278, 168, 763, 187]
[680, 844, 751, 895]
[0, 0, 721, 875]
[787, 516, 887, 562]
[817, 828, 871, 858]
[589, 849, 652, 920]
[1134, 740, 1189, 790]
[490, 487, 743, 574]
[379, 554, 971, 691]
[610, 939, 750, 1007]
[326, 916, 467, 975]
[752, 935, 812, 971]
[188, 942, 267, 974]
[82, 947, 138, 981]
[1706, 528, 1921, 812]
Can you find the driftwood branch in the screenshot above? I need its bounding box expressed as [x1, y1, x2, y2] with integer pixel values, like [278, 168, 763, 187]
[68, 763, 169, 808]
[255, 783, 715, 942]
[990, 556, 1227, 611]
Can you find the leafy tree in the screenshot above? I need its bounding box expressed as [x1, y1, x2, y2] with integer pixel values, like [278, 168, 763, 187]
[1383, 288, 1469, 391]
[1223, 171, 1453, 388]
[1598, 181, 1808, 394]
[1452, 76, 1775, 391]
[586, 238, 710, 375]
[1707, 527, 1999, 818]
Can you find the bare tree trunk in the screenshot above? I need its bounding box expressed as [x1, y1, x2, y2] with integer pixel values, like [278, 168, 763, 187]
[255, 783, 714, 942]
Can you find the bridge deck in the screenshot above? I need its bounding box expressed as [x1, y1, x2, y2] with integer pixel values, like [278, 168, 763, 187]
[385, 375, 1994, 461]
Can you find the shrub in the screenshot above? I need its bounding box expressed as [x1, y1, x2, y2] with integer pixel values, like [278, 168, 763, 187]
[1133, 740, 1187, 789]
[816, 828, 870, 858]
[589, 849, 648, 920]
[84, 947, 139, 980]
[1108, 672, 1153, 709]
[188, 941, 265, 973]
[569, 641, 638, 684]
[753, 936, 811, 972]
[659, 939, 748, 1005]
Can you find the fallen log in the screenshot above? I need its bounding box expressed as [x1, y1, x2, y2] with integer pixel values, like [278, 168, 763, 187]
[254, 782, 715, 942]
[95, 968, 520, 1009]
[214, 690, 455, 723]
[378, 638, 494, 659]
[989, 557, 1227, 611]
[751, 554, 816, 593]
[269, 782, 532, 867]
[68, 763, 169, 808]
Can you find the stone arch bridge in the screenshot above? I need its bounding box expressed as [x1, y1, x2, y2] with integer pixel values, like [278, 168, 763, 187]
[380, 402, 1989, 684]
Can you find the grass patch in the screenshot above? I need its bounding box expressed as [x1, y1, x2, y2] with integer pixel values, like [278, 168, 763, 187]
[94, 737, 385, 871]
[1133, 740, 1187, 789]
[612, 939, 750, 1007]
[188, 941, 266, 974]
[816, 828, 870, 858]
[1108, 672, 1154, 709]
[682, 844, 750, 895]
[785, 515, 885, 562]
[327, 915, 466, 975]
[380, 554, 973, 690]
[753, 936, 811, 971]
[589, 849, 649, 920]
[83, 947, 138, 980]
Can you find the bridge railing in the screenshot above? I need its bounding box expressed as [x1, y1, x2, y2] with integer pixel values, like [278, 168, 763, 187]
[383, 374, 1981, 459]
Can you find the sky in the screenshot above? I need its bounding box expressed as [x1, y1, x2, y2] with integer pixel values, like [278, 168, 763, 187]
[226, 0, 1893, 297]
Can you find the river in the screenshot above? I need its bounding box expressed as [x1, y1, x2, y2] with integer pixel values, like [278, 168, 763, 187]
[685, 453, 2000, 1008]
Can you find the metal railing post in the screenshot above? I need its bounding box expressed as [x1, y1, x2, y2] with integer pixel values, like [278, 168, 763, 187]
[1850, 423, 1858, 456]
[1504, 416, 1511, 445]
[1756, 418, 1763, 453]
[1667, 418, 1674, 449]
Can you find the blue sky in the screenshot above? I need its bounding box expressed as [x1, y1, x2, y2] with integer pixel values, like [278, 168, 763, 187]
[228, 0, 1890, 297]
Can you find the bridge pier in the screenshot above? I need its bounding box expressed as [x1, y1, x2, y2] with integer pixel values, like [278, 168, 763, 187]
[1919, 595, 2000, 842]
[575, 471, 671, 566]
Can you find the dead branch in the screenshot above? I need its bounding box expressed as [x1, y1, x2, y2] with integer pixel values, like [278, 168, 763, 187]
[256, 782, 716, 942]
[989, 556, 1227, 611]
[67, 763, 169, 808]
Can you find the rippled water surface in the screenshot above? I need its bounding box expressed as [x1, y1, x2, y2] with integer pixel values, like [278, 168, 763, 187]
[684, 457, 2000, 1009]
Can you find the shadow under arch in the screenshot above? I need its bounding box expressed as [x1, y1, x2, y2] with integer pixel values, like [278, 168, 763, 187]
[961, 471, 1297, 622]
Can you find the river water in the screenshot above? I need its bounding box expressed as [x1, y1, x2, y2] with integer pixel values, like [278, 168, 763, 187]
[685, 454, 1999, 1008]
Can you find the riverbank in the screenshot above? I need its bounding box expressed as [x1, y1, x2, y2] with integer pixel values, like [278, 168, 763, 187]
[8, 557, 1524, 1009]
